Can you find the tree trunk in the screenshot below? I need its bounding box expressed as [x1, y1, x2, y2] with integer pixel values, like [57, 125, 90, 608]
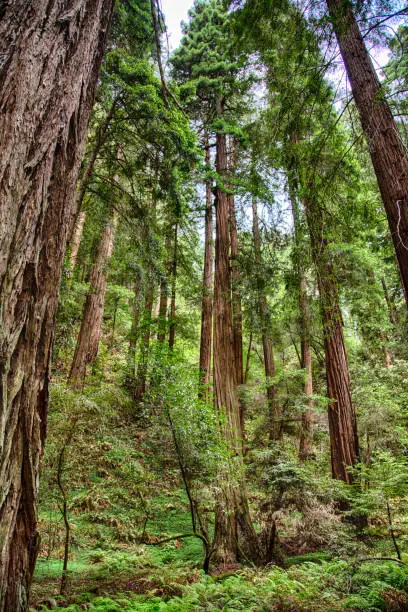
[129, 271, 143, 378]
[199, 135, 214, 391]
[0, 2, 114, 608]
[168, 224, 178, 350]
[288, 190, 314, 460]
[381, 277, 399, 326]
[298, 273, 315, 460]
[157, 275, 168, 343]
[211, 121, 260, 568]
[69, 209, 118, 386]
[69, 211, 87, 272]
[251, 199, 280, 441]
[326, 0, 408, 306]
[228, 136, 243, 386]
[68, 96, 118, 273]
[134, 273, 154, 404]
[304, 194, 359, 483]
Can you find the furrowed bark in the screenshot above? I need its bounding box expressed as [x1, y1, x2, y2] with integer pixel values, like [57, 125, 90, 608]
[0, 1, 115, 608]
[69, 209, 118, 387]
[326, 0, 408, 306]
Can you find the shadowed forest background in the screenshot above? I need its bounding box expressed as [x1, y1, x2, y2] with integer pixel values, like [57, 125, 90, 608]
[1, 0, 408, 610]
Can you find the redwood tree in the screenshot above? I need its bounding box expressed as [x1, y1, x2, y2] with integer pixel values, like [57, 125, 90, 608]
[199, 138, 214, 391]
[228, 137, 244, 387]
[326, 0, 408, 305]
[0, 1, 114, 608]
[69, 209, 118, 386]
[211, 123, 260, 566]
[303, 191, 359, 483]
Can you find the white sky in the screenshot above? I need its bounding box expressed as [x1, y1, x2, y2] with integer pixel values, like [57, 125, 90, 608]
[161, 0, 193, 52]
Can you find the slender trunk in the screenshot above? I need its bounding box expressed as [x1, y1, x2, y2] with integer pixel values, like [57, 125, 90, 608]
[243, 330, 253, 385]
[228, 137, 243, 386]
[73, 96, 118, 225]
[154, 286, 161, 318]
[384, 343, 392, 371]
[157, 275, 168, 343]
[68, 96, 117, 273]
[68, 98, 118, 274]
[381, 277, 399, 326]
[0, 3, 114, 608]
[298, 273, 314, 460]
[69, 209, 118, 387]
[289, 190, 314, 460]
[129, 272, 143, 377]
[134, 274, 154, 404]
[168, 224, 178, 350]
[199, 135, 214, 391]
[251, 199, 280, 441]
[326, 0, 408, 306]
[211, 119, 260, 568]
[69, 211, 87, 272]
[304, 193, 359, 483]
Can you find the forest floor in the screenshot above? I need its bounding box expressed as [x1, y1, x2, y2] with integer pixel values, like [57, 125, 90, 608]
[30, 380, 408, 612]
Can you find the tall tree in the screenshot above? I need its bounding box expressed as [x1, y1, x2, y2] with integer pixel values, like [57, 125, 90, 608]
[326, 0, 408, 305]
[0, 1, 114, 607]
[173, 0, 261, 566]
[69, 208, 118, 386]
[212, 120, 260, 566]
[251, 198, 280, 441]
[228, 137, 244, 387]
[168, 223, 178, 350]
[199, 137, 214, 392]
[288, 178, 314, 458]
[302, 187, 358, 482]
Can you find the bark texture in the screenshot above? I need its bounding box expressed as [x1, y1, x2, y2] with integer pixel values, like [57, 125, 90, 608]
[69, 210, 118, 386]
[327, 0, 408, 305]
[211, 127, 260, 568]
[304, 195, 359, 483]
[252, 199, 280, 441]
[0, 1, 114, 608]
[199, 139, 214, 390]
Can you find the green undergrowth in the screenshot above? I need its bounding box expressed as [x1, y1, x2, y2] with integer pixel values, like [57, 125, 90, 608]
[33, 554, 408, 611]
[32, 381, 408, 611]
